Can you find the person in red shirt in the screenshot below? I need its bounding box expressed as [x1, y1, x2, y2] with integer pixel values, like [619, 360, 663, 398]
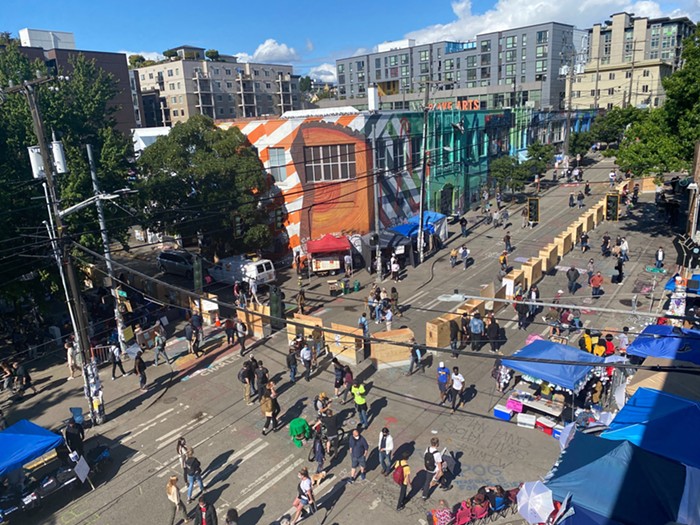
[193, 496, 217, 525]
[590, 272, 604, 298]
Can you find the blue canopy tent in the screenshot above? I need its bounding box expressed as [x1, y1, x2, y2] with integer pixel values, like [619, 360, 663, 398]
[626, 324, 700, 365]
[407, 211, 448, 241]
[664, 273, 700, 292]
[600, 387, 700, 469]
[389, 223, 420, 239]
[502, 340, 604, 392]
[547, 433, 693, 525]
[0, 420, 63, 477]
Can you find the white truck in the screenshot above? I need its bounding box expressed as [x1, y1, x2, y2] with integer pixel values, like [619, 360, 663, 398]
[207, 256, 276, 286]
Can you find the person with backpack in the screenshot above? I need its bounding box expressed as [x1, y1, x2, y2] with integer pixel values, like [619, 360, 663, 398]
[110, 344, 128, 380]
[184, 447, 204, 504]
[332, 358, 344, 398]
[436, 362, 450, 405]
[422, 437, 450, 500]
[292, 467, 315, 524]
[235, 317, 247, 356]
[378, 427, 394, 476]
[287, 347, 298, 384]
[238, 361, 254, 406]
[314, 392, 332, 417]
[392, 451, 411, 511]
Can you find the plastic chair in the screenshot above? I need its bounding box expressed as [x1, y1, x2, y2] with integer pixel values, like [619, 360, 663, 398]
[471, 502, 490, 525]
[455, 501, 472, 525]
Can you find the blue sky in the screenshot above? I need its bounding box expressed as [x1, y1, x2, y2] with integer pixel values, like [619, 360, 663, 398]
[3, 0, 696, 81]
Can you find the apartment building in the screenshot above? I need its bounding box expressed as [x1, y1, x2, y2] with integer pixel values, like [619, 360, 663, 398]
[135, 45, 302, 125]
[329, 22, 587, 112]
[569, 12, 695, 109]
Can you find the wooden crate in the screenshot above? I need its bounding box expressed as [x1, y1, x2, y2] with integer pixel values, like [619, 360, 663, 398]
[521, 258, 543, 290]
[539, 244, 558, 272]
[502, 268, 524, 299]
[287, 313, 323, 344]
[426, 316, 452, 348]
[371, 327, 415, 369]
[554, 231, 573, 258]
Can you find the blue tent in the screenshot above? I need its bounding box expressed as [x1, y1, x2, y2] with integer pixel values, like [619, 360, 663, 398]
[0, 419, 64, 476]
[407, 211, 446, 227]
[600, 387, 700, 469]
[389, 223, 420, 239]
[626, 324, 700, 365]
[546, 433, 687, 525]
[664, 273, 700, 292]
[502, 340, 604, 391]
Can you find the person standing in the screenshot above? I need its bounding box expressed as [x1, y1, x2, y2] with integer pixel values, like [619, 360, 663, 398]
[527, 285, 540, 320]
[351, 380, 369, 429]
[390, 287, 402, 318]
[566, 266, 580, 295]
[193, 496, 217, 525]
[655, 247, 665, 268]
[331, 357, 344, 398]
[616, 256, 625, 285]
[590, 271, 604, 298]
[460, 312, 471, 347]
[134, 350, 148, 392]
[449, 319, 460, 359]
[449, 367, 465, 414]
[166, 475, 190, 525]
[184, 321, 194, 355]
[176, 437, 188, 478]
[66, 341, 79, 380]
[110, 343, 128, 380]
[577, 191, 585, 208]
[12, 361, 36, 395]
[459, 216, 468, 237]
[521, 207, 528, 229]
[191, 312, 203, 346]
[460, 245, 470, 270]
[224, 317, 235, 346]
[436, 362, 450, 405]
[63, 418, 85, 458]
[580, 232, 590, 252]
[384, 307, 394, 331]
[287, 347, 298, 384]
[235, 317, 247, 357]
[240, 361, 254, 406]
[344, 253, 353, 276]
[341, 366, 354, 405]
[358, 313, 370, 339]
[300, 343, 313, 382]
[515, 296, 529, 330]
[407, 338, 424, 375]
[586, 259, 595, 285]
[609, 169, 616, 188]
[184, 447, 204, 504]
[348, 428, 369, 483]
[154, 331, 172, 366]
[620, 237, 630, 262]
[292, 468, 315, 524]
[391, 259, 401, 282]
[378, 427, 394, 475]
[296, 290, 306, 315]
[249, 280, 261, 305]
[260, 387, 278, 436]
[393, 452, 411, 511]
[469, 313, 485, 352]
[224, 509, 239, 525]
[486, 315, 500, 353]
[311, 325, 324, 361]
[503, 231, 512, 253]
[422, 437, 450, 500]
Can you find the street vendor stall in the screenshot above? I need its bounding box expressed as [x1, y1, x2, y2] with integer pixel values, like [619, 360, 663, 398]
[305, 234, 351, 276]
[499, 341, 606, 425]
[626, 324, 700, 365]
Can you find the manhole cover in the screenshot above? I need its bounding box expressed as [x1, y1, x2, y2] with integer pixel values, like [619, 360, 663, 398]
[162, 397, 177, 404]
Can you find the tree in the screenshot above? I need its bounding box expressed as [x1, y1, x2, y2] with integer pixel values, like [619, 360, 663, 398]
[163, 49, 178, 59]
[299, 76, 312, 92]
[590, 106, 644, 144]
[489, 155, 529, 192]
[128, 54, 146, 68]
[135, 115, 271, 256]
[568, 131, 594, 160]
[525, 141, 555, 175]
[205, 49, 221, 61]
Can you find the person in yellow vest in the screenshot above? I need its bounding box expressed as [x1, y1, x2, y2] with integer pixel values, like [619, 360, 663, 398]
[351, 380, 368, 429]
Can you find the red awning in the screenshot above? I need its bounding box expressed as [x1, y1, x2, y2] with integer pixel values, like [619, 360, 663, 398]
[306, 234, 351, 255]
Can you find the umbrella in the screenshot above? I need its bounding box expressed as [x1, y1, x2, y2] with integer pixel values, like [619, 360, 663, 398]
[518, 481, 555, 524]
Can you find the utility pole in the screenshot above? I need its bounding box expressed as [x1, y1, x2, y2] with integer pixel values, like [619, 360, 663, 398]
[562, 48, 578, 157]
[87, 144, 127, 353]
[371, 119, 382, 283]
[3, 76, 105, 425]
[417, 82, 431, 264]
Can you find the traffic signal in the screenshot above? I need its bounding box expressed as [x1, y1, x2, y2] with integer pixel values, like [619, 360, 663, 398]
[527, 197, 539, 224]
[233, 215, 243, 238]
[274, 208, 285, 230]
[606, 193, 620, 221]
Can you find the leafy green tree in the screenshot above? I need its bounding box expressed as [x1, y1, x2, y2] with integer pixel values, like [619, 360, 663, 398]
[205, 49, 220, 61]
[490, 155, 529, 191]
[568, 131, 593, 160]
[135, 115, 271, 256]
[128, 54, 146, 68]
[590, 106, 644, 144]
[525, 141, 555, 175]
[163, 49, 178, 59]
[299, 76, 312, 92]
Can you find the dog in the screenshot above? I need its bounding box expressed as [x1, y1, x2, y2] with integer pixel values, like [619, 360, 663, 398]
[310, 470, 327, 487]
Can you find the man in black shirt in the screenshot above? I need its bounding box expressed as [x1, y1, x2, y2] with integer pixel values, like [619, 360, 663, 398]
[64, 419, 85, 458]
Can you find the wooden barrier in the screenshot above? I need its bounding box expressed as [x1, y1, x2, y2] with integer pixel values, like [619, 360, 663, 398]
[539, 244, 558, 273]
[330, 322, 363, 364]
[241, 303, 269, 339]
[582, 211, 595, 232]
[461, 298, 485, 317]
[502, 268, 525, 299]
[568, 221, 583, 244]
[521, 258, 543, 290]
[287, 313, 323, 344]
[554, 231, 573, 258]
[426, 316, 452, 348]
[371, 327, 415, 369]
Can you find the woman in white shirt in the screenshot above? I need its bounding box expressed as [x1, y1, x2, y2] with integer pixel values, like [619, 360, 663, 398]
[378, 427, 394, 475]
[166, 475, 189, 524]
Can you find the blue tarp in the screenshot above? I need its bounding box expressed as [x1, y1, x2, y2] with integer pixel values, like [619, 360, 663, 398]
[406, 211, 446, 227]
[0, 420, 64, 476]
[502, 340, 604, 391]
[600, 387, 700, 469]
[664, 273, 700, 292]
[626, 324, 700, 365]
[546, 433, 686, 525]
[389, 223, 420, 239]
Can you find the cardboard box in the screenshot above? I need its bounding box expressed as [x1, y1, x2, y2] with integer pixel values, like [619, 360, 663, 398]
[426, 317, 452, 348]
[493, 404, 514, 421]
[516, 413, 537, 429]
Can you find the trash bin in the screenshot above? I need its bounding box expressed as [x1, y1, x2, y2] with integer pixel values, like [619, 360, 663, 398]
[353, 280, 360, 292]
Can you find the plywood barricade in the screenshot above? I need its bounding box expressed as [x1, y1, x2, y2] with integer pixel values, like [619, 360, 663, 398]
[521, 258, 543, 290]
[554, 231, 573, 259]
[371, 327, 415, 369]
[330, 322, 363, 364]
[287, 313, 323, 344]
[539, 244, 558, 273]
[426, 316, 452, 348]
[241, 303, 269, 339]
[502, 268, 524, 299]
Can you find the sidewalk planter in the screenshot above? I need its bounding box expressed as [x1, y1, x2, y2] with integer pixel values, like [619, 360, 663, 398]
[330, 322, 364, 365]
[521, 258, 543, 290]
[539, 244, 558, 273]
[370, 327, 415, 369]
[502, 269, 524, 299]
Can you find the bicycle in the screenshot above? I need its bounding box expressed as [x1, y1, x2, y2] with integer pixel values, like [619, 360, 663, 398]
[307, 423, 345, 461]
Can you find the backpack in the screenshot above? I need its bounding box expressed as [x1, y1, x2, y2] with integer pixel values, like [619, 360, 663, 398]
[392, 462, 405, 485]
[239, 322, 247, 333]
[237, 366, 247, 384]
[424, 449, 436, 471]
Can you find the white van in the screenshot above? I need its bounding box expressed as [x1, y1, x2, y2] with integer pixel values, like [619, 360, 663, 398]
[208, 256, 276, 286]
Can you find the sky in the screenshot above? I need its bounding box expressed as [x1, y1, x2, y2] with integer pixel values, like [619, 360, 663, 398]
[3, 0, 698, 83]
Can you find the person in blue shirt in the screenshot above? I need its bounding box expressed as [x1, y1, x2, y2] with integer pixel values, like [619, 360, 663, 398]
[358, 313, 369, 339]
[436, 362, 450, 405]
[469, 313, 485, 352]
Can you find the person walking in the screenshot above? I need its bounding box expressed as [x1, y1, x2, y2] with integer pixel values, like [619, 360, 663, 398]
[311, 325, 325, 361]
[193, 496, 217, 525]
[580, 232, 590, 252]
[384, 307, 394, 331]
[312, 430, 326, 473]
[459, 216, 468, 237]
[240, 360, 254, 406]
[292, 468, 315, 524]
[184, 321, 194, 355]
[391, 259, 401, 282]
[586, 258, 595, 285]
[566, 266, 580, 295]
[449, 247, 458, 268]
[486, 315, 500, 353]
[358, 313, 370, 339]
[390, 287, 402, 318]
[341, 365, 354, 405]
[460, 245, 470, 270]
[655, 247, 665, 268]
[616, 255, 625, 285]
[503, 231, 512, 253]
[521, 207, 528, 229]
[184, 447, 204, 504]
[286, 345, 298, 383]
[176, 437, 188, 478]
[66, 341, 79, 380]
[469, 313, 485, 352]
[577, 191, 585, 208]
[191, 312, 203, 346]
[527, 285, 540, 320]
[344, 253, 353, 276]
[133, 350, 148, 392]
[166, 475, 190, 524]
[449, 367, 465, 414]
[224, 509, 239, 525]
[235, 317, 247, 357]
[436, 361, 450, 405]
[154, 332, 172, 366]
[351, 380, 369, 429]
[260, 387, 279, 436]
[407, 338, 424, 375]
[296, 290, 306, 315]
[590, 271, 604, 298]
[348, 428, 369, 483]
[108, 343, 127, 380]
[63, 418, 85, 458]
[620, 237, 630, 262]
[378, 427, 394, 476]
[12, 361, 36, 396]
[332, 358, 344, 397]
[224, 318, 235, 346]
[499, 251, 508, 271]
[460, 312, 471, 347]
[422, 437, 450, 500]
[300, 342, 313, 382]
[393, 451, 411, 511]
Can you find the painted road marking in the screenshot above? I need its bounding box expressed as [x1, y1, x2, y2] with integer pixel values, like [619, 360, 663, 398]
[238, 453, 297, 498]
[235, 458, 304, 510]
[115, 407, 176, 445]
[156, 415, 213, 450]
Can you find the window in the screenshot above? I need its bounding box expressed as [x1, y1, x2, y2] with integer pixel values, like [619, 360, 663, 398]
[214, 68, 220, 75]
[218, 108, 224, 115]
[536, 30, 548, 44]
[254, 69, 259, 76]
[375, 58, 381, 69]
[169, 83, 175, 90]
[400, 65, 409, 76]
[419, 50, 429, 62]
[376, 70, 381, 80]
[505, 50, 517, 62]
[505, 64, 515, 76]
[467, 69, 477, 80]
[391, 140, 405, 171]
[643, 69, 650, 77]
[304, 144, 356, 182]
[264, 70, 270, 77]
[642, 84, 649, 93]
[216, 81, 221, 88]
[625, 70, 632, 79]
[480, 67, 491, 79]
[535, 60, 547, 73]
[269, 148, 286, 182]
[481, 54, 491, 66]
[338, 74, 345, 84]
[420, 63, 430, 74]
[172, 109, 179, 117]
[521, 62, 526, 74]
[167, 69, 173, 77]
[226, 81, 233, 88]
[481, 40, 491, 52]
[356, 61, 364, 71]
[608, 72, 615, 80]
[607, 88, 615, 95]
[338, 64, 345, 73]
[536, 45, 548, 58]
[445, 59, 454, 70]
[506, 36, 517, 49]
[389, 56, 398, 66]
[148, 72, 153, 79]
[401, 54, 409, 65]
[522, 34, 527, 46]
[266, 82, 272, 89]
[466, 56, 477, 67]
[175, 68, 179, 75]
[217, 95, 222, 101]
[179, 95, 183, 103]
[225, 68, 231, 75]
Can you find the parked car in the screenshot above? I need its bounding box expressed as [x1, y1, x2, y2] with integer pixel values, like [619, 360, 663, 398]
[156, 250, 194, 279]
[207, 256, 276, 286]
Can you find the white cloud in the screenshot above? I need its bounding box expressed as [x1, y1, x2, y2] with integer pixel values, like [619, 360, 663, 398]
[236, 39, 300, 64]
[405, 0, 696, 44]
[119, 50, 165, 62]
[308, 63, 337, 83]
[306, 39, 315, 52]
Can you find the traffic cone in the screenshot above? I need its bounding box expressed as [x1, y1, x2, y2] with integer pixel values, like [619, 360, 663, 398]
[215, 315, 221, 327]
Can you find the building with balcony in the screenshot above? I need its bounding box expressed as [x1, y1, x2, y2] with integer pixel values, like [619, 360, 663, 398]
[568, 12, 695, 109]
[325, 22, 587, 113]
[135, 45, 302, 124]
